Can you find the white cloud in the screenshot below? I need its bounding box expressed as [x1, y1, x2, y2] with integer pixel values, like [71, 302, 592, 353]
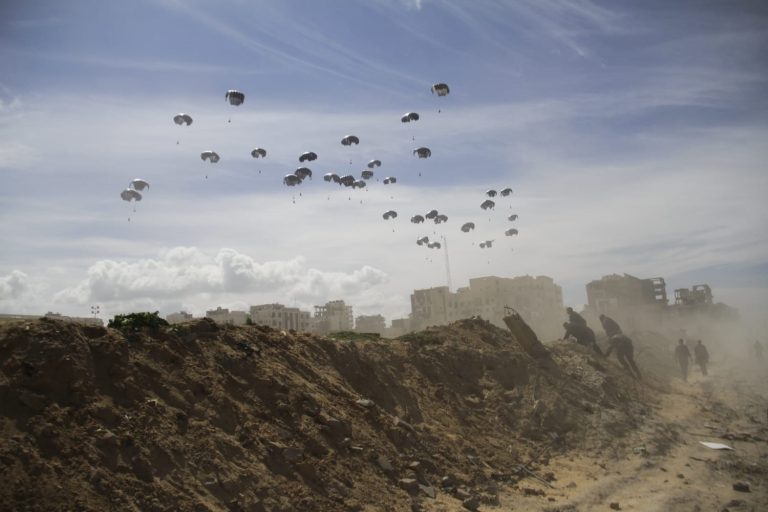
[54, 247, 388, 306]
[0, 270, 29, 300]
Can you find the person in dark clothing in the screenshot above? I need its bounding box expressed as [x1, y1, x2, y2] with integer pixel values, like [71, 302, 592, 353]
[563, 322, 605, 357]
[675, 338, 693, 381]
[693, 339, 709, 376]
[599, 314, 622, 338]
[566, 307, 587, 327]
[605, 334, 641, 379]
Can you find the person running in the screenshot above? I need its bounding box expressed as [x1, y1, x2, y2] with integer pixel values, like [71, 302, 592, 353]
[563, 321, 605, 357]
[694, 339, 709, 376]
[605, 334, 641, 379]
[675, 338, 693, 381]
[599, 314, 623, 338]
[565, 307, 587, 327]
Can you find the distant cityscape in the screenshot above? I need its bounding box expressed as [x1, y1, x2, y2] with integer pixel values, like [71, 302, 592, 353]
[1, 273, 738, 341]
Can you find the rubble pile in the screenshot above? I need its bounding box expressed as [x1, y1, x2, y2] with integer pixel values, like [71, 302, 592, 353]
[1, 316, 653, 511]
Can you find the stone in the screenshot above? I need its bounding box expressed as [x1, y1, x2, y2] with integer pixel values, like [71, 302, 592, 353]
[418, 484, 436, 499]
[732, 481, 751, 492]
[355, 399, 374, 408]
[462, 496, 480, 511]
[610, 502, 621, 510]
[398, 478, 419, 495]
[376, 454, 395, 473]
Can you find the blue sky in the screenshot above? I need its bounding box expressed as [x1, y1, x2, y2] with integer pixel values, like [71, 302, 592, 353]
[1, 0, 767, 332]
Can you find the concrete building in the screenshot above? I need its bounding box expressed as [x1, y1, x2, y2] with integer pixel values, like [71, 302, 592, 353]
[410, 275, 564, 341]
[355, 314, 386, 335]
[385, 317, 413, 338]
[166, 311, 194, 324]
[314, 300, 353, 334]
[205, 307, 247, 326]
[250, 303, 314, 332]
[584, 273, 668, 332]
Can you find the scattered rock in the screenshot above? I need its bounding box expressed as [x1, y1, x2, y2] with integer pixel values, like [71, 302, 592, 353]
[732, 481, 751, 493]
[610, 502, 621, 510]
[376, 455, 395, 474]
[398, 478, 419, 495]
[355, 399, 374, 408]
[418, 484, 436, 499]
[462, 496, 480, 511]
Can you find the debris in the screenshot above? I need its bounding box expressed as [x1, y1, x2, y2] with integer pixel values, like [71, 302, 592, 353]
[700, 441, 734, 450]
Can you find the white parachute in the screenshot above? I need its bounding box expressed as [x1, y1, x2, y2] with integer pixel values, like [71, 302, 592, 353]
[225, 90, 245, 106]
[173, 113, 193, 126]
[201, 151, 220, 163]
[480, 199, 495, 210]
[413, 147, 431, 159]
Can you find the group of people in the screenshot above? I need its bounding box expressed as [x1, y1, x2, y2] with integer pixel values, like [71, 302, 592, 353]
[673, 338, 709, 381]
[561, 307, 716, 382]
[561, 307, 642, 380]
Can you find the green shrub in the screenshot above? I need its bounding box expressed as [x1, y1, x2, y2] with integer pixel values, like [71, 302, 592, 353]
[108, 311, 169, 330]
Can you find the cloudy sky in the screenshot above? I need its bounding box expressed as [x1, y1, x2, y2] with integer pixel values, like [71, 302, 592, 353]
[1, 0, 767, 331]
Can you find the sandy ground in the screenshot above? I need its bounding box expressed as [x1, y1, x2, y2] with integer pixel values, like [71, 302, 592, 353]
[491, 357, 768, 511]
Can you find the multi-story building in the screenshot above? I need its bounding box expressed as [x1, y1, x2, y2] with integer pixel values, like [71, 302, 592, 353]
[314, 300, 353, 334]
[250, 303, 314, 331]
[166, 311, 194, 324]
[205, 307, 247, 326]
[355, 314, 386, 335]
[584, 273, 668, 332]
[410, 275, 564, 341]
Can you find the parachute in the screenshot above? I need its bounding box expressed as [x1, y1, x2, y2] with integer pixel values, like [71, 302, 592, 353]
[201, 151, 220, 163]
[295, 167, 312, 181]
[367, 159, 381, 168]
[486, 189, 498, 198]
[382, 210, 397, 220]
[431, 83, 450, 96]
[479, 240, 494, 249]
[505, 228, 519, 236]
[401, 112, 420, 123]
[283, 174, 301, 186]
[434, 214, 448, 224]
[428, 241, 442, 249]
[225, 90, 245, 106]
[480, 199, 495, 210]
[416, 236, 429, 246]
[500, 188, 513, 197]
[173, 113, 193, 126]
[461, 222, 475, 232]
[410, 215, 425, 224]
[361, 170, 374, 180]
[120, 189, 142, 202]
[383, 177, 397, 185]
[324, 172, 341, 184]
[413, 147, 431, 159]
[341, 135, 360, 146]
[425, 210, 439, 220]
[353, 180, 366, 189]
[299, 151, 317, 162]
[339, 175, 356, 187]
[508, 214, 518, 222]
[251, 148, 267, 158]
[130, 179, 149, 191]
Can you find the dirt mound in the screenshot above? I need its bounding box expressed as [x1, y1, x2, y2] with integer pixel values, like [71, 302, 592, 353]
[1, 316, 653, 511]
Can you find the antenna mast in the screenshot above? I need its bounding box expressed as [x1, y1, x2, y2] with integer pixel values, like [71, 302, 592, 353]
[442, 235, 452, 292]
